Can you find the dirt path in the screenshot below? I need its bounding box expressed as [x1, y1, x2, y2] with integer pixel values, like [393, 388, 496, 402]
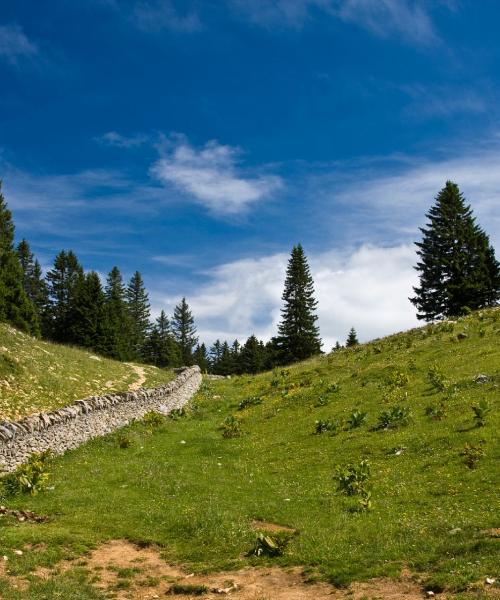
[29, 540, 457, 600]
[127, 364, 147, 391]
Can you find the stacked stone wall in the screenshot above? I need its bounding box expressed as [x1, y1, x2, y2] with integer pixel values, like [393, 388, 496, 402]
[0, 366, 202, 472]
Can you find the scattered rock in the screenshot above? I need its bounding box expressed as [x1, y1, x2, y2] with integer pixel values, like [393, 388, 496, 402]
[486, 577, 496, 585]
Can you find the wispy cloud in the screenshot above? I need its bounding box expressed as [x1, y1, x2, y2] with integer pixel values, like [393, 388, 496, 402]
[0, 23, 38, 64]
[151, 135, 283, 216]
[97, 131, 149, 148]
[229, 0, 444, 45]
[132, 1, 202, 33]
[399, 83, 488, 119]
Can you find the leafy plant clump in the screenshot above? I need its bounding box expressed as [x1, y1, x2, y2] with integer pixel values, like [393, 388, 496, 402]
[1, 450, 52, 496]
[238, 396, 262, 410]
[347, 409, 367, 429]
[169, 407, 186, 420]
[334, 459, 372, 511]
[425, 402, 447, 420]
[248, 532, 293, 557]
[461, 442, 486, 469]
[377, 405, 411, 430]
[314, 419, 341, 435]
[220, 415, 242, 438]
[471, 399, 491, 427]
[427, 365, 449, 392]
[167, 583, 209, 595]
[116, 433, 133, 448]
[142, 411, 165, 426]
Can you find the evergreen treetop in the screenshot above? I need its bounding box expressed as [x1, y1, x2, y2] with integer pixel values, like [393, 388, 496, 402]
[346, 327, 359, 347]
[277, 244, 322, 362]
[172, 297, 198, 365]
[0, 184, 39, 334]
[411, 181, 500, 320]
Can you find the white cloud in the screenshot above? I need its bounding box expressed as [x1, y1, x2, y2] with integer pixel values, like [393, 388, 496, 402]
[150, 244, 419, 349]
[399, 83, 488, 119]
[229, 0, 442, 45]
[132, 1, 202, 33]
[332, 0, 438, 45]
[98, 131, 148, 148]
[0, 23, 38, 64]
[151, 136, 283, 216]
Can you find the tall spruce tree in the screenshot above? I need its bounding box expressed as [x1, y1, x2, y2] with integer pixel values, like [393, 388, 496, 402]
[17, 239, 48, 330]
[193, 343, 209, 372]
[346, 327, 359, 347]
[126, 271, 151, 360]
[70, 271, 106, 349]
[0, 185, 38, 334]
[151, 310, 180, 367]
[172, 297, 198, 365]
[102, 266, 133, 360]
[411, 181, 500, 320]
[45, 250, 84, 342]
[240, 334, 266, 374]
[277, 244, 322, 362]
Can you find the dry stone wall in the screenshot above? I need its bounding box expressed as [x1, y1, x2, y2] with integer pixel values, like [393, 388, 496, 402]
[0, 366, 202, 472]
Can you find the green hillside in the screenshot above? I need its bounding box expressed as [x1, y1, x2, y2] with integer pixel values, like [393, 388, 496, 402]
[0, 323, 174, 421]
[1, 309, 499, 599]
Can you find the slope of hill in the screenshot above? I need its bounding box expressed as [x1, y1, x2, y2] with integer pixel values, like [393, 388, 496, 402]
[0, 323, 174, 421]
[1, 309, 499, 599]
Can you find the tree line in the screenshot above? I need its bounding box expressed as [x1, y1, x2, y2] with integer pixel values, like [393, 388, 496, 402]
[1, 179, 499, 375]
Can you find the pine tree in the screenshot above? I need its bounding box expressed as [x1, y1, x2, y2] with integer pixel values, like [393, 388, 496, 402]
[193, 343, 209, 372]
[70, 271, 106, 349]
[277, 244, 322, 363]
[209, 339, 222, 373]
[346, 327, 359, 347]
[0, 184, 38, 334]
[126, 271, 151, 360]
[155, 310, 180, 367]
[17, 239, 49, 330]
[45, 250, 84, 342]
[411, 181, 500, 320]
[217, 341, 234, 375]
[333, 341, 342, 352]
[239, 335, 266, 374]
[101, 266, 133, 360]
[172, 298, 198, 365]
[231, 339, 241, 374]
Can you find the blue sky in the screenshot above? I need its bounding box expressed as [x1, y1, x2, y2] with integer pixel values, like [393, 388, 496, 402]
[1, 0, 500, 348]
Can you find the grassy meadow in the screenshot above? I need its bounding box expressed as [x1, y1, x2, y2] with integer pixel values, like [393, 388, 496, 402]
[0, 309, 499, 598]
[0, 323, 174, 421]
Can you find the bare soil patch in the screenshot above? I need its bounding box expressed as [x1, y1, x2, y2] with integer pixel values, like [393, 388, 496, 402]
[29, 539, 444, 600]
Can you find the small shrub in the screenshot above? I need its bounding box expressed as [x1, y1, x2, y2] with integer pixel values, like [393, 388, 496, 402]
[471, 399, 491, 427]
[221, 415, 242, 438]
[326, 382, 340, 393]
[1, 450, 51, 496]
[143, 411, 165, 426]
[314, 395, 330, 407]
[117, 433, 132, 448]
[334, 459, 371, 497]
[347, 409, 367, 429]
[389, 371, 409, 388]
[334, 460, 372, 511]
[167, 583, 209, 595]
[377, 405, 411, 430]
[461, 442, 485, 469]
[314, 419, 341, 435]
[425, 403, 447, 420]
[169, 407, 186, 420]
[238, 396, 262, 410]
[428, 365, 448, 392]
[248, 532, 293, 557]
